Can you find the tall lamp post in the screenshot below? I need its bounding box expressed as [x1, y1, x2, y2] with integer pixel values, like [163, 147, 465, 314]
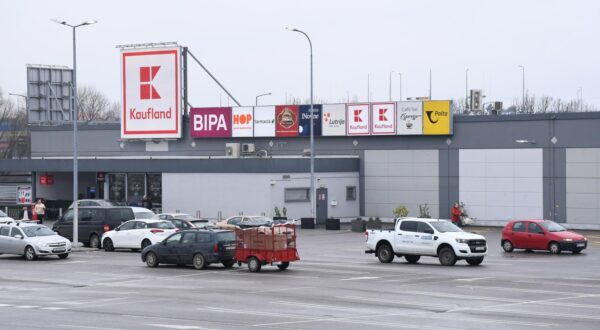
[388, 71, 394, 101]
[255, 92, 272, 106]
[51, 19, 97, 247]
[398, 72, 402, 102]
[286, 27, 315, 222]
[465, 68, 469, 111]
[519, 65, 525, 113]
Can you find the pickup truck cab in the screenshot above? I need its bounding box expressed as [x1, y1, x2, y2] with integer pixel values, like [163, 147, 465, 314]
[365, 217, 487, 266]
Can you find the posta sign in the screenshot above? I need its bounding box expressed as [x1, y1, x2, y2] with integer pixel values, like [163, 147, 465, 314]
[121, 47, 181, 139]
[190, 107, 232, 138]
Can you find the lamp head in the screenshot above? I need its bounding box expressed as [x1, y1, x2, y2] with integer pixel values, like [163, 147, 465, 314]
[50, 18, 67, 25]
[285, 26, 298, 32]
[82, 20, 98, 26]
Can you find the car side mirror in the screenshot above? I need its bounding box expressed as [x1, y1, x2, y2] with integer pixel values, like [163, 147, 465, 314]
[115, 227, 120, 231]
[14, 235, 23, 239]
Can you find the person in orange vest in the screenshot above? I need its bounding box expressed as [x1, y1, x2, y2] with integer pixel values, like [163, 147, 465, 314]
[451, 202, 461, 226]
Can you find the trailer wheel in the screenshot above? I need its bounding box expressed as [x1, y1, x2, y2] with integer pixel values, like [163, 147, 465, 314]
[248, 257, 261, 272]
[277, 262, 290, 270]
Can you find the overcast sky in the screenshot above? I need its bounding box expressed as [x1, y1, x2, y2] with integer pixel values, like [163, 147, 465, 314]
[2, 0, 599, 109]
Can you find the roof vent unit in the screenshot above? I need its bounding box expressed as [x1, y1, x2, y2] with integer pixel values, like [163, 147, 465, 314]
[241, 143, 255, 155]
[225, 143, 241, 158]
[303, 149, 312, 156]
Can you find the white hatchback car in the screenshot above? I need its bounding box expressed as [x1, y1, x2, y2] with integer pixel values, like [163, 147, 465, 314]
[0, 223, 72, 260]
[101, 219, 177, 251]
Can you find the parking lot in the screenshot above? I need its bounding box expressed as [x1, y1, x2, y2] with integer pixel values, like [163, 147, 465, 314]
[1, 226, 600, 330]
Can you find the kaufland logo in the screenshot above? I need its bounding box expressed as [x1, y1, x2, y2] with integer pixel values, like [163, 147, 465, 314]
[354, 110, 363, 122]
[140, 66, 161, 100]
[378, 108, 387, 121]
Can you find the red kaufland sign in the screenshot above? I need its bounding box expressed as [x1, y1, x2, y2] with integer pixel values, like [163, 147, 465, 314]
[190, 107, 232, 138]
[121, 47, 181, 139]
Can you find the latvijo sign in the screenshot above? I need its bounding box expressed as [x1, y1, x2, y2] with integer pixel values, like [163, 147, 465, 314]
[121, 47, 181, 139]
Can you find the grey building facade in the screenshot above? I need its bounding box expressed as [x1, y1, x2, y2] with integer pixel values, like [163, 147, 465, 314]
[1, 112, 598, 228]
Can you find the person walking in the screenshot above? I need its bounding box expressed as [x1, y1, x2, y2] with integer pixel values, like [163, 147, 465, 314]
[451, 202, 461, 226]
[34, 199, 46, 224]
[142, 195, 153, 211]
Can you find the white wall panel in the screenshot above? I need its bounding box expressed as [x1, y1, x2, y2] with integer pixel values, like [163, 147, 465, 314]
[459, 148, 543, 222]
[566, 148, 600, 224]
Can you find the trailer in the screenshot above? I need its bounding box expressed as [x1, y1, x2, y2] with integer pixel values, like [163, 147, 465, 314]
[235, 224, 299, 272]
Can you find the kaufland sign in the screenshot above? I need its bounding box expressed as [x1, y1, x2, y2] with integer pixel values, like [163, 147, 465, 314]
[347, 103, 370, 135]
[371, 103, 396, 135]
[190, 107, 232, 138]
[121, 47, 181, 139]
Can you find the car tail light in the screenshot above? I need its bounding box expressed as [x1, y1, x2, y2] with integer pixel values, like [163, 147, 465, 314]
[103, 225, 110, 232]
[365, 231, 369, 241]
[150, 229, 164, 234]
[213, 243, 219, 253]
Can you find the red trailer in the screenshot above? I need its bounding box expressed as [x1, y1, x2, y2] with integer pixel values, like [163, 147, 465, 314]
[235, 224, 299, 272]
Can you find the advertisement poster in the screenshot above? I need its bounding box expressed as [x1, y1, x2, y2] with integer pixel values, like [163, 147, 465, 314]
[346, 103, 370, 135]
[190, 107, 232, 138]
[397, 101, 423, 135]
[253, 106, 276, 137]
[299, 104, 322, 137]
[423, 100, 452, 135]
[17, 186, 32, 205]
[322, 104, 347, 136]
[371, 102, 396, 135]
[232, 107, 254, 137]
[275, 105, 299, 137]
[121, 47, 181, 139]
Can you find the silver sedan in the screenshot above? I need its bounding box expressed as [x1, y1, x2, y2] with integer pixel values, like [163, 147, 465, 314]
[0, 224, 72, 260]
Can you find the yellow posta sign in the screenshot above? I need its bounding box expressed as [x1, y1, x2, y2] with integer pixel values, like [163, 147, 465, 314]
[423, 100, 452, 135]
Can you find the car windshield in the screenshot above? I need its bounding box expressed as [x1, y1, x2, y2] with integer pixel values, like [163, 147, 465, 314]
[135, 211, 156, 219]
[147, 222, 176, 229]
[22, 226, 56, 237]
[217, 232, 235, 242]
[0, 210, 7, 217]
[429, 221, 463, 233]
[539, 220, 567, 232]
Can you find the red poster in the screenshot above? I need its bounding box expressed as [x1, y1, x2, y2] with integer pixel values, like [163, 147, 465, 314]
[275, 105, 299, 137]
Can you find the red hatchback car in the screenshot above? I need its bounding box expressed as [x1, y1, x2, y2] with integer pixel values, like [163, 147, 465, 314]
[501, 220, 587, 254]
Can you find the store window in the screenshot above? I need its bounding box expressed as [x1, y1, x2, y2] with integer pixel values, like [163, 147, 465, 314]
[285, 188, 310, 202]
[127, 173, 145, 206]
[146, 173, 162, 207]
[108, 173, 126, 204]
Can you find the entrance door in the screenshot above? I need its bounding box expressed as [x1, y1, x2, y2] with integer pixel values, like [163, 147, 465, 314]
[316, 188, 328, 224]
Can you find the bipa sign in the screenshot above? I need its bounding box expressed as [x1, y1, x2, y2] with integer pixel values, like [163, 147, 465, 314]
[346, 103, 370, 135]
[190, 107, 232, 138]
[121, 47, 181, 139]
[371, 103, 396, 135]
[232, 107, 254, 137]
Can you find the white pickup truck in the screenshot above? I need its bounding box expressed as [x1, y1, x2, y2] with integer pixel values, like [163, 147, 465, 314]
[365, 217, 487, 266]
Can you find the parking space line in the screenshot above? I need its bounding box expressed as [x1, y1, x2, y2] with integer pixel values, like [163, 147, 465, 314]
[514, 279, 600, 289]
[248, 286, 315, 294]
[456, 285, 582, 296]
[15, 305, 39, 308]
[340, 276, 380, 281]
[400, 290, 522, 303]
[337, 295, 449, 310]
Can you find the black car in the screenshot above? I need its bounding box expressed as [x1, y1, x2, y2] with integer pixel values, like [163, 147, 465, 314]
[52, 206, 135, 248]
[141, 229, 236, 269]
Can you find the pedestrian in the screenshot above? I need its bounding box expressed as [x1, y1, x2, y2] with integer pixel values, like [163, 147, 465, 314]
[142, 195, 153, 210]
[451, 202, 461, 226]
[31, 204, 38, 222]
[34, 199, 46, 224]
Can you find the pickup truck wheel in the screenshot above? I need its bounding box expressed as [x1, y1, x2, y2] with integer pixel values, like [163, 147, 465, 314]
[466, 257, 484, 266]
[438, 247, 457, 266]
[405, 255, 420, 264]
[377, 244, 394, 263]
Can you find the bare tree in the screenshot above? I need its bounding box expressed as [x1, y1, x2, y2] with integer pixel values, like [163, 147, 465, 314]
[77, 85, 119, 121]
[0, 94, 29, 159]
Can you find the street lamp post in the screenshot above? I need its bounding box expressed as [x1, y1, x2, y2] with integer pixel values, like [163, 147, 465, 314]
[465, 68, 469, 111]
[255, 92, 272, 106]
[519, 65, 525, 113]
[398, 72, 402, 102]
[389, 71, 394, 101]
[286, 27, 315, 223]
[52, 19, 97, 247]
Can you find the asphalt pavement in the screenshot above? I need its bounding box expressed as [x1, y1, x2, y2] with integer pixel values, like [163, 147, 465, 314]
[1, 226, 600, 329]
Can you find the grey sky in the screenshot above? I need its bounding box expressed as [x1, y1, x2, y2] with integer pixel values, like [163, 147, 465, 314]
[2, 0, 599, 109]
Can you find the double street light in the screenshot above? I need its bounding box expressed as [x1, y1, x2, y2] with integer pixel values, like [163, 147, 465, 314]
[51, 19, 97, 247]
[286, 27, 316, 222]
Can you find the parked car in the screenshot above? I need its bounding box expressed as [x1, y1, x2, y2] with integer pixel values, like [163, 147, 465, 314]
[131, 207, 156, 220]
[157, 213, 215, 230]
[215, 216, 274, 230]
[365, 218, 487, 266]
[68, 199, 115, 209]
[101, 219, 177, 251]
[501, 219, 587, 254]
[0, 210, 15, 225]
[52, 206, 135, 248]
[141, 229, 236, 269]
[0, 223, 71, 260]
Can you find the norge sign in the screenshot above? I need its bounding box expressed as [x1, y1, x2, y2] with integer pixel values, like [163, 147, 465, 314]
[121, 47, 181, 139]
